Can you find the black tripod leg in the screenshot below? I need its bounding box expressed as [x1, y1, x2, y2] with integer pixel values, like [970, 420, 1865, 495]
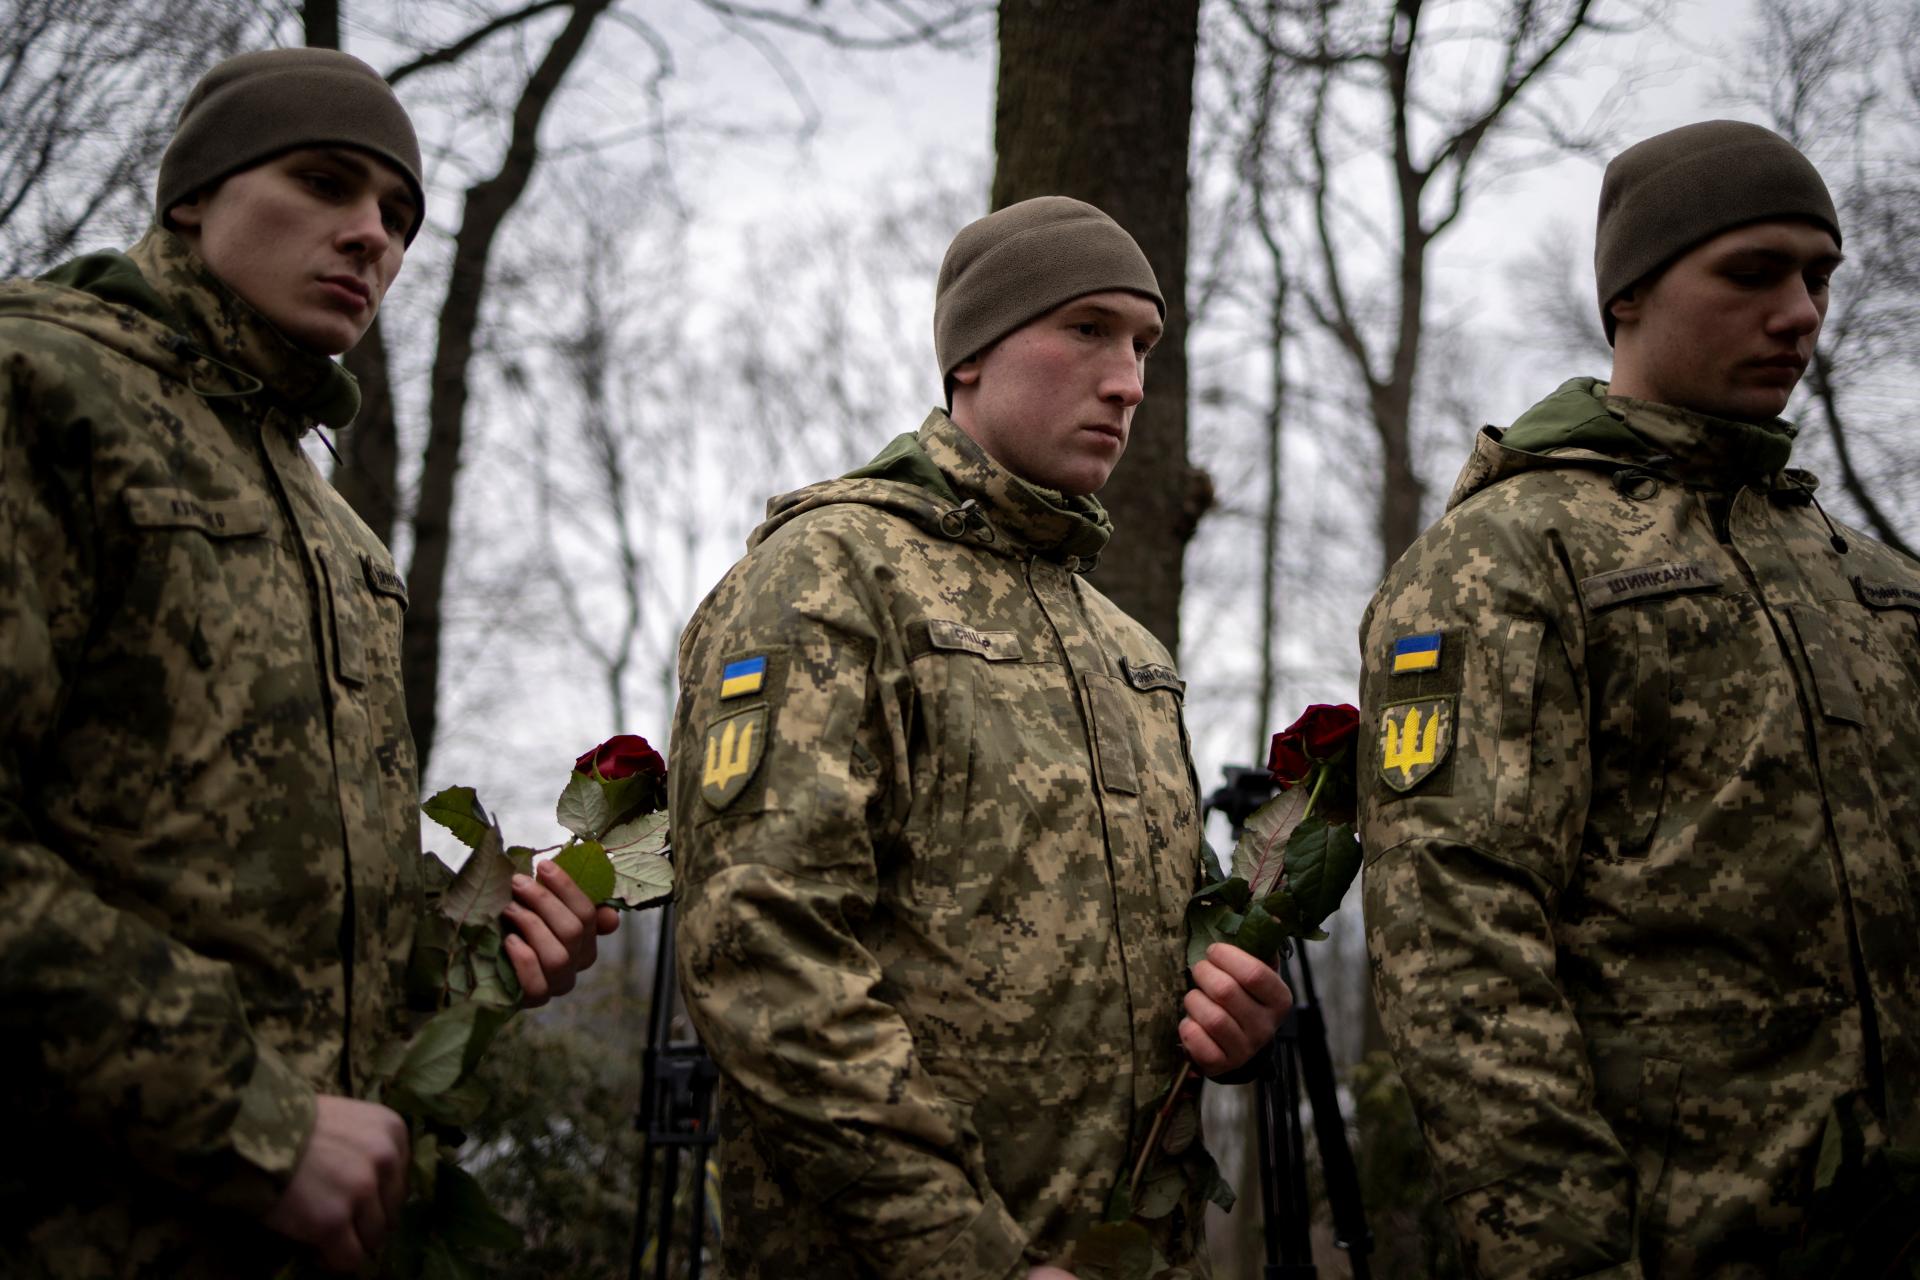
[1255, 1076, 1283, 1278]
[1292, 954, 1374, 1278]
[629, 1144, 657, 1280]
[1275, 1031, 1318, 1276]
[654, 1144, 682, 1280]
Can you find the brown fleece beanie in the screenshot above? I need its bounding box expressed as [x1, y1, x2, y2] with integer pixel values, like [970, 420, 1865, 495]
[1595, 120, 1839, 342]
[935, 196, 1163, 379]
[157, 48, 425, 244]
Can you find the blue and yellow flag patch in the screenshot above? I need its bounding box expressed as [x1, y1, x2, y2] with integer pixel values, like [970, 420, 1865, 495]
[719, 656, 767, 700]
[1390, 631, 1442, 676]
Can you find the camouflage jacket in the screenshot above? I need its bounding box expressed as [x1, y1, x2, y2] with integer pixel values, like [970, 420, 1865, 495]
[0, 230, 422, 1277]
[1359, 379, 1920, 1279]
[670, 411, 1211, 1280]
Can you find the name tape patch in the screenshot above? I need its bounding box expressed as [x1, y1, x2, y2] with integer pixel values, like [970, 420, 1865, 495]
[1121, 657, 1185, 694]
[1580, 560, 1724, 611]
[123, 488, 269, 538]
[363, 555, 409, 607]
[925, 619, 1023, 662]
[1855, 578, 1920, 611]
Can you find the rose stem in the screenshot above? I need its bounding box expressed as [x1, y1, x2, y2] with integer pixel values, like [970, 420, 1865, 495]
[1130, 1061, 1194, 1200]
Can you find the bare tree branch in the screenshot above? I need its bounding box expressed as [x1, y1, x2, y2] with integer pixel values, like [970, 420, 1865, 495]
[385, 0, 571, 87]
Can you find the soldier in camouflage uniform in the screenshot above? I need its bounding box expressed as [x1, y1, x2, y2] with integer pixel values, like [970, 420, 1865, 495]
[1359, 121, 1920, 1278]
[670, 197, 1293, 1280]
[0, 49, 614, 1278]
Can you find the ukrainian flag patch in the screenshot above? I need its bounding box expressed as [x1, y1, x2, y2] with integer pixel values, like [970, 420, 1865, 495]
[719, 655, 767, 700]
[1390, 631, 1443, 676]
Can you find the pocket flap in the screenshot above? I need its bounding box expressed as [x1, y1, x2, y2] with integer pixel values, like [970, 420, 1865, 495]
[1083, 672, 1140, 796]
[124, 488, 269, 537]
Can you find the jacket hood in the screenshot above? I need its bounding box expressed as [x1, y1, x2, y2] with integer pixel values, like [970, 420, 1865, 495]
[11, 228, 361, 428]
[1447, 377, 1806, 511]
[751, 410, 1113, 566]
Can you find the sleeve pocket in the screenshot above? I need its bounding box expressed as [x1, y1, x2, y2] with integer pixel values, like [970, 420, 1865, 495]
[1494, 617, 1543, 829]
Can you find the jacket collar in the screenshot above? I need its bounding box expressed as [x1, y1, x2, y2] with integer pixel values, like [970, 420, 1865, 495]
[1601, 387, 1796, 484]
[122, 228, 362, 428]
[916, 409, 1113, 565]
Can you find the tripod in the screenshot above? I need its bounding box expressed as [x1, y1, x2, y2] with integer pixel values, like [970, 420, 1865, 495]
[627, 898, 719, 1280]
[1205, 766, 1374, 1280]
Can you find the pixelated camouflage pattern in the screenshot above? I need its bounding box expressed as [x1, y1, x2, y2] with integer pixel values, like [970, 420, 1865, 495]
[671, 411, 1210, 1279]
[1359, 379, 1920, 1280]
[0, 229, 422, 1277]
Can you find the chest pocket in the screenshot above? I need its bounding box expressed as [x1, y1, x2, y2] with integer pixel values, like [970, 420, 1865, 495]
[122, 486, 273, 670]
[1112, 659, 1203, 928]
[1581, 578, 1760, 857]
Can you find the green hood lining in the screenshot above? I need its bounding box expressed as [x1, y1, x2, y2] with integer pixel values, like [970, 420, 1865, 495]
[1501, 377, 1795, 476]
[842, 430, 963, 507]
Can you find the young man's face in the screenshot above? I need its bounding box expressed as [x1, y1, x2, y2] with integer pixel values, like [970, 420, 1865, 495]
[170, 147, 416, 356]
[1609, 218, 1843, 424]
[948, 290, 1163, 496]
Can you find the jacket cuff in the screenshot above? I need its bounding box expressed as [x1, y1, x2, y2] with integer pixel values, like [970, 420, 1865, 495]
[204, 1042, 318, 1217]
[923, 1193, 1028, 1280]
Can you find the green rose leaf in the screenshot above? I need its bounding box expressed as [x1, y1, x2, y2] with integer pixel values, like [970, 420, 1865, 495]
[551, 840, 616, 905]
[1185, 875, 1250, 967]
[598, 771, 664, 831]
[467, 942, 521, 1010]
[422, 787, 492, 850]
[1234, 897, 1293, 960]
[1133, 1163, 1186, 1220]
[1160, 1097, 1199, 1156]
[418, 1236, 471, 1280]
[1276, 815, 1362, 937]
[434, 1162, 524, 1253]
[393, 1002, 485, 1097]
[392, 1002, 514, 1098]
[1232, 784, 1310, 898]
[504, 845, 537, 876]
[1185, 1143, 1237, 1212]
[1814, 1103, 1846, 1192]
[607, 813, 674, 909]
[413, 1077, 490, 1128]
[603, 810, 669, 856]
[410, 1132, 441, 1200]
[493, 946, 524, 1006]
[439, 825, 514, 928]
[1070, 1221, 1156, 1280]
[406, 913, 456, 1010]
[555, 770, 610, 839]
[1103, 1173, 1134, 1224]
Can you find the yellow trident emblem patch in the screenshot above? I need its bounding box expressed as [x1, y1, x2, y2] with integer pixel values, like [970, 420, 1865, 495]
[701, 706, 767, 810]
[1378, 698, 1452, 792]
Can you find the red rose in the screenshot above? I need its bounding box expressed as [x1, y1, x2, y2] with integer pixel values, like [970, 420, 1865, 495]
[1266, 703, 1360, 788]
[574, 734, 665, 782]
[1267, 733, 1313, 787]
[1289, 703, 1359, 759]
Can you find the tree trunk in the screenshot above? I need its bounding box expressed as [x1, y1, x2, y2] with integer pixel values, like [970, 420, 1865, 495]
[404, 0, 615, 773]
[990, 0, 1204, 656]
[302, 0, 339, 48]
[301, 4, 402, 550]
[335, 317, 402, 548]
